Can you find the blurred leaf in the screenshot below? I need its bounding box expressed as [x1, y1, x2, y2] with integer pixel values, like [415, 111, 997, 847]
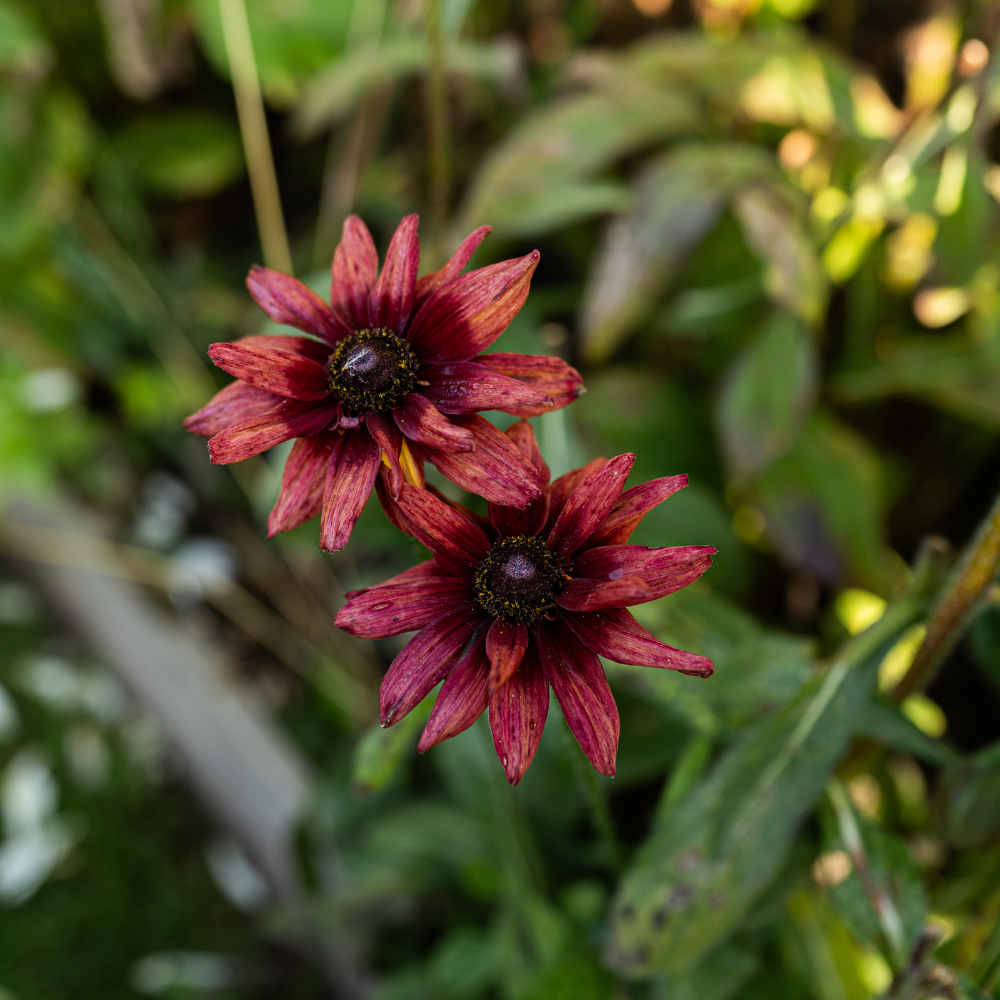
[717, 311, 818, 480]
[604, 599, 918, 976]
[654, 941, 760, 1000]
[855, 698, 960, 768]
[580, 144, 776, 363]
[113, 113, 244, 198]
[0, 0, 52, 77]
[968, 605, 1000, 697]
[939, 740, 1000, 849]
[352, 697, 433, 794]
[756, 409, 895, 595]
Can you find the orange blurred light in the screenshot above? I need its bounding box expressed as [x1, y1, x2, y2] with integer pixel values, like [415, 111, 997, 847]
[633, 0, 674, 15]
[958, 38, 989, 76]
[778, 129, 817, 170]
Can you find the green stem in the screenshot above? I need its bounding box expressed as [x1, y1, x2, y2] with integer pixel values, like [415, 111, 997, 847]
[218, 0, 293, 274]
[566, 724, 623, 870]
[424, 0, 450, 262]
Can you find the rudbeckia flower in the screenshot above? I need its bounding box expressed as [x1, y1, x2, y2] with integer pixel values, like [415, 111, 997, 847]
[184, 215, 583, 551]
[336, 421, 716, 784]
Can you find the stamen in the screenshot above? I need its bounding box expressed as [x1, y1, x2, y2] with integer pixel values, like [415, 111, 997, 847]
[474, 535, 567, 626]
[327, 328, 418, 414]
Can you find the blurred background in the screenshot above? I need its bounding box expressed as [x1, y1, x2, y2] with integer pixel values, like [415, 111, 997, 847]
[4, 0, 1000, 997]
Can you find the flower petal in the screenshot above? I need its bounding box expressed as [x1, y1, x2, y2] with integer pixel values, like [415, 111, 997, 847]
[488, 642, 548, 785]
[267, 431, 337, 536]
[570, 544, 716, 603]
[393, 393, 474, 454]
[473, 353, 584, 416]
[419, 361, 553, 415]
[395, 484, 491, 570]
[343, 558, 446, 600]
[208, 342, 331, 401]
[414, 414, 543, 509]
[231, 334, 332, 364]
[336, 575, 476, 639]
[380, 607, 485, 726]
[319, 429, 382, 552]
[585, 475, 689, 548]
[563, 608, 714, 677]
[547, 458, 607, 528]
[368, 214, 419, 334]
[485, 619, 529, 690]
[208, 400, 338, 464]
[406, 251, 540, 362]
[247, 265, 350, 345]
[555, 576, 650, 612]
[506, 419, 550, 482]
[184, 381, 281, 437]
[418, 629, 490, 751]
[537, 621, 618, 777]
[332, 214, 379, 328]
[413, 225, 492, 313]
[547, 453, 635, 558]
[366, 412, 403, 499]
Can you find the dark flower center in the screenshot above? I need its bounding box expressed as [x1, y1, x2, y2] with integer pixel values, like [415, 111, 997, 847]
[327, 328, 418, 414]
[474, 535, 567, 627]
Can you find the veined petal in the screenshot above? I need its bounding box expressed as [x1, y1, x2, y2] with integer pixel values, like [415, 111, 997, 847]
[488, 642, 548, 786]
[474, 353, 584, 416]
[335, 575, 475, 638]
[393, 393, 474, 454]
[343, 558, 446, 600]
[332, 214, 379, 328]
[486, 619, 529, 690]
[488, 420, 551, 537]
[555, 576, 650, 612]
[229, 334, 331, 364]
[208, 399, 338, 464]
[571, 544, 716, 603]
[415, 414, 543, 509]
[247, 265, 349, 345]
[380, 606, 485, 727]
[585, 475, 689, 548]
[366, 412, 403, 499]
[547, 458, 607, 529]
[537, 621, 618, 778]
[267, 431, 337, 536]
[419, 361, 553, 415]
[319, 429, 381, 552]
[184, 381, 280, 437]
[208, 342, 331, 401]
[505, 418, 550, 483]
[395, 484, 491, 570]
[563, 608, 714, 678]
[406, 251, 540, 362]
[369, 214, 419, 334]
[413, 225, 492, 313]
[547, 454, 635, 558]
[418, 629, 490, 751]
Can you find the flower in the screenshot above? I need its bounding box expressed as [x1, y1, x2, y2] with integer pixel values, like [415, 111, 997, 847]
[184, 215, 583, 551]
[335, 421, 717, 785]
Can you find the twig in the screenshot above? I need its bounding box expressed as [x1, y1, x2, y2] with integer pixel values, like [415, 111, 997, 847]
[423, 0, 450, 263]
[218, 0, 293, 274]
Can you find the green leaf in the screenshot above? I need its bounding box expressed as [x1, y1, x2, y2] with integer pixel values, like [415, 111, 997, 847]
[654, 941, 760, 1000]
[0, 0, 52, 76]
[579, 144, 777, 363]
[352, 697, 433, 794]
[855, 698, 960, 767]
[717, 311, 819, 480]
[939, 740, 1000, 848]
[604, 599, 919, 977]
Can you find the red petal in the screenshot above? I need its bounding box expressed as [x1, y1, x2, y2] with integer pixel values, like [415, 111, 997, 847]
[335, 575, 476, 639]
[485, 619, 529, 690]
[343, 558, 446, 599]
[413, 225, 492, 314]
[395, 484, 491, 570]
[418, 629, 490, 751]
[415, 414, 543, 509]
[585, 475, 690, 549]
[380, 607, 485, 726]
[366, 412, 403, 499]
[208, 342, 331, 401]
[547, 458, 607, 529]
[184, 381, 280, 437]
[319, 429, 381, 552]
[563, 608, 715, 677]
[570, 544, 716, 603]
[369, 214, 419, 335]
[393, 394, 474, 454]
[233, 334, 331, 364]
[488, 642, 548, 785]
[506, 419, 550, 482]
[419, 361, 553, 415]
[547, 454, 635, 558]
[267, 431, 336, 536]
[556, 577, 650, 612]
[406, 251, 540, 362]
[208, 400, 338, 464]
[537, 621, 618, 778]
[332, 214, 378, 329]
[487, 420, 552, 537]
[246, 265, 350, 345]
[474, 353, 584, 416]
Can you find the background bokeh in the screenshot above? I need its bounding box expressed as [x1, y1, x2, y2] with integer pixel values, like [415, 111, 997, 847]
[3, 0, 1000, 997]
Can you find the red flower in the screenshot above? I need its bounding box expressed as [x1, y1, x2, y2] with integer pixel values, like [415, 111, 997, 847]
[335, 421, 717, 785]
[184, 215, 584, 551]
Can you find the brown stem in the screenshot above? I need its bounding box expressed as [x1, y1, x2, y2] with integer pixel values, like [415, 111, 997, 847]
[423, 0, 450, 263]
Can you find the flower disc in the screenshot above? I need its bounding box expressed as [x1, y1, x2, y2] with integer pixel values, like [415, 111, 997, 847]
[474, 535, 566, 626]
[328, 328, 418, 413]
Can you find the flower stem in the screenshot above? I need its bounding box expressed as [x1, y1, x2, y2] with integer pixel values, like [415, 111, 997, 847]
[423, 0, 450, 262]
[893, 490, 1000, 701]
[218, 0, 293, 274]
[566, 723, 623, 870]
